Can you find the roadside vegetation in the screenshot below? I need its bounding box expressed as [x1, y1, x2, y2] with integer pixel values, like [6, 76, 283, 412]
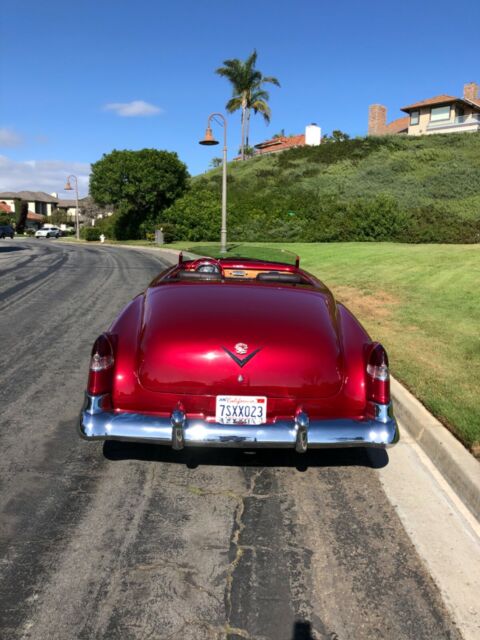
[167, 241, 480, 455]
[162, 132, 480, 244]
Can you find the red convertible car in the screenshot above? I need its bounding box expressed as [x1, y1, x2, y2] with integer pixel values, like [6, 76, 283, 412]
[80, 255, 399, 452]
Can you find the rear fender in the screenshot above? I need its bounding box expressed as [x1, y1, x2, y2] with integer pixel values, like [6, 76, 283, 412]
[109, 295, 144, 405]
[336, 303, 370, 412]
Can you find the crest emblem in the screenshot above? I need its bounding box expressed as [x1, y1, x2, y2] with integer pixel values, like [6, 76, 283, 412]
[223, 344, 262, 368]
[234, 343, 248, 355]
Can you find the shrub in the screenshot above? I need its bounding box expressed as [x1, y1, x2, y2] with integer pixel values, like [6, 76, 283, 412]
[162, 185, 222, 241]
[0, 212, 12, 225]
[401, 206, 480, 243]
[80, 227, 101, 241]
[170, 133, 480, 244]
[94, 214, 117, 239]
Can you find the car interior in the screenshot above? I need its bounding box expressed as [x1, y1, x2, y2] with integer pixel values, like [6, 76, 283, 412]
[171, 258, 307, 284]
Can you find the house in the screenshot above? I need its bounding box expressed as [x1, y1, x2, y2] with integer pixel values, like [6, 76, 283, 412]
[0, 191, 61, 228]
[254, 124, 322, 156]
[0, 191, 59, 216]
[56, 197, 89, 222]
[368, 82, 480, 136]
[0, 191, 63, 228]
[0, 190, 92, 228]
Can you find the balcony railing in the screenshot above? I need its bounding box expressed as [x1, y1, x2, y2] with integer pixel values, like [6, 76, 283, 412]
[427, 113, 480, 129]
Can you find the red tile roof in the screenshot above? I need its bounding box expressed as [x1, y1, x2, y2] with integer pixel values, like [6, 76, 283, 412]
[385, 116, 409, 134]
[27, 211, 46, 221]
[401, 94, 459, 111]
[255, 134, 305, 153]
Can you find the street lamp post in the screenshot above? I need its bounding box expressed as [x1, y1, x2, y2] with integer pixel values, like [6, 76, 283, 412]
[199, 113, 227, 254]
[64, 175, 80, 240]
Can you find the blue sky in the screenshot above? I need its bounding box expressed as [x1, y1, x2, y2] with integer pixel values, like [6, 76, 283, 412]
[1, 0, 479, 195]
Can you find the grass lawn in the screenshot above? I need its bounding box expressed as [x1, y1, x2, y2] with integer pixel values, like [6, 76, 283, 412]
[169, 241, 480, 454]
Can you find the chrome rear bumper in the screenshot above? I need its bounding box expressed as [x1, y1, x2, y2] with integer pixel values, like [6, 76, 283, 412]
[79, 394, 399, 451]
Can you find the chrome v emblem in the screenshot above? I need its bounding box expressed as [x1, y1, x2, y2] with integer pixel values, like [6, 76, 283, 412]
[222, 346, 262, 368]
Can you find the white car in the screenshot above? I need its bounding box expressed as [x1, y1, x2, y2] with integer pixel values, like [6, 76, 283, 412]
[35, 226, 62, 239]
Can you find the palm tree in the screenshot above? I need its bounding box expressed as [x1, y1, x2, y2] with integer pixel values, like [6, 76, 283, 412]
[216, 50, 280, 160]
[244, 85, 275, 151]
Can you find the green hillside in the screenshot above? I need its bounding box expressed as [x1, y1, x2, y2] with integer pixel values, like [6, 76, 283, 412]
[163, 132, 480, 243]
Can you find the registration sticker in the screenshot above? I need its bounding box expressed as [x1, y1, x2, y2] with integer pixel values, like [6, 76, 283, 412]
[216, 395, 267, 425]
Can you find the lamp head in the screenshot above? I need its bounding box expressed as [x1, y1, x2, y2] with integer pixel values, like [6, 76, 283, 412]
[199, 126, 218, 146]
[64, 178, 73, 191]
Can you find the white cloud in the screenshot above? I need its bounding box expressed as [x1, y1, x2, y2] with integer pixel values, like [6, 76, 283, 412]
[103, 100, 163, 117]
[0, 156, 90, 196]
[0, 128, 23, 147]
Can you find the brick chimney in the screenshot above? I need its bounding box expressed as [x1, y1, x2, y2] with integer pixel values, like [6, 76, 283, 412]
[368, 104, 387, 135]
[463, 82, 479, 102]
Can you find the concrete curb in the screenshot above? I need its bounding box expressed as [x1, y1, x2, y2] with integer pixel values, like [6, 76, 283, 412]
[391, 376, 480, 521]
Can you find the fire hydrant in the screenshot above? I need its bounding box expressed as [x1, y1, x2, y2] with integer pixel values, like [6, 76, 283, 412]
[100, 234, 105, 244]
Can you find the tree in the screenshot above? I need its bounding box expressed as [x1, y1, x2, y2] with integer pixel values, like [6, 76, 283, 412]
[78, 196, 112, 222]
[216, 50, 280, 160]
[332, 130, 350, 142]
[210, 157, 222, 169]
[89, 149, 189, 239]
[50, 209, 69, 226]
[15, 200, 28, 233]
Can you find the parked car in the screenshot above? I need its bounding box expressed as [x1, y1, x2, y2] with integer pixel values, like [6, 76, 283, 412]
[80, 255, 399, 453]
[35, 226, 62, 239]
[0, 224, 15, 239]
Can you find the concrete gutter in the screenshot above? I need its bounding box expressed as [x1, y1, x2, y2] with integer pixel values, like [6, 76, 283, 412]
[391, 376, 480, 521]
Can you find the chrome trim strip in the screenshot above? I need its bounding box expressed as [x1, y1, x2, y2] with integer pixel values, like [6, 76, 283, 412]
[80, 395, 399, 449]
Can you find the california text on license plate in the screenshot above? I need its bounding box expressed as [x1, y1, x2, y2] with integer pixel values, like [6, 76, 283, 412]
[216, 396, 267, 425]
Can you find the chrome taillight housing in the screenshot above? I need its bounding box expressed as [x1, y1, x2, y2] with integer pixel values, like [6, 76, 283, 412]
[87, 333, 115, 395]
[366, 342, 390, 405]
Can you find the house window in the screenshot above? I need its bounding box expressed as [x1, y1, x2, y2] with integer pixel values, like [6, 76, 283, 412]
[410, 110, 420, 125]
[35, 202, 47, 215]
[430, 105, 450, 122]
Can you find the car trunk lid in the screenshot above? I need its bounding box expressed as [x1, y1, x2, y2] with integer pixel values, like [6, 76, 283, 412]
[137, 282, 344, 398]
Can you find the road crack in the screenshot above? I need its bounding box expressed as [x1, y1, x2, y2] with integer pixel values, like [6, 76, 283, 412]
[223, 469, 265, 628]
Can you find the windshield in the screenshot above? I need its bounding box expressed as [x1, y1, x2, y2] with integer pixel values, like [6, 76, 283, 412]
[183, 243, 299, 266]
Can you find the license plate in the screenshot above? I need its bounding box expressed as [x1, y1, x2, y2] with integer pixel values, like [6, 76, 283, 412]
[216, 395, 267, 425]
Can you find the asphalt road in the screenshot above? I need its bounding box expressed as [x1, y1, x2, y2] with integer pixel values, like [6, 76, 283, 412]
[0, 239, 461, 640]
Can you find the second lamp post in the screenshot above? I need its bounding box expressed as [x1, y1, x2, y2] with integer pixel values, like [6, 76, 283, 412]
[199, 113, 227, 254]
[64, 175, 80, 240]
